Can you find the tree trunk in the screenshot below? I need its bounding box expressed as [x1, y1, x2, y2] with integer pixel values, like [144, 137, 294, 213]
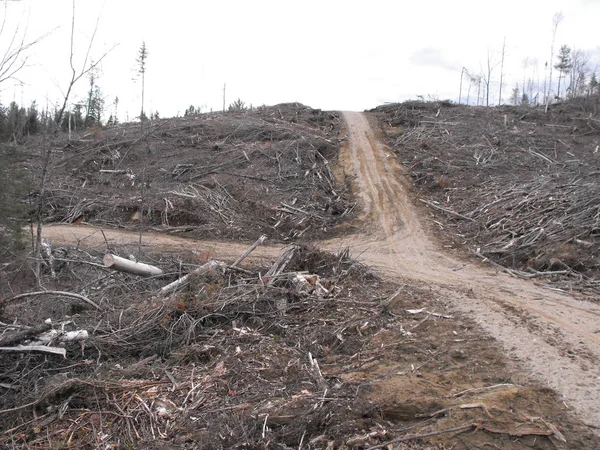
[103, 254, 163, 276]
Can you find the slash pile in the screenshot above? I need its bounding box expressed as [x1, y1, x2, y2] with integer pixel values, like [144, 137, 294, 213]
[374, 99, 600, 294]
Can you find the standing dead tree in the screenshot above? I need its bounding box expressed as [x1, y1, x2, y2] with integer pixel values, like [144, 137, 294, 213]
[498, 37, 506, 105]
[481, 48, 500, 107]
[545, 12, 563, 108]
[55, 1, 115, 128]
[34, 0, 114, 282]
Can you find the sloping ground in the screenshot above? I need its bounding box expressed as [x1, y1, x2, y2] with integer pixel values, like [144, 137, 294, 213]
[31, 103, 353, 242]
[2, 108, 600, 448]
[1, 240, 595, 449]
[372, 99, 600, 294]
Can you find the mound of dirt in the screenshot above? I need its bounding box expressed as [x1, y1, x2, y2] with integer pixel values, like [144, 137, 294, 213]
[24, 103, 354, 242]
[372, 99, 600, 294]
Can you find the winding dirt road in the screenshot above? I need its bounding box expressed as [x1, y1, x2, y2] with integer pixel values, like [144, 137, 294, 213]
[43, 112, 600, 430]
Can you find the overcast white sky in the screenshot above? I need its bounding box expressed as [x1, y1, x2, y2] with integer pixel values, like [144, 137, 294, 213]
[1, 0, 599, 120]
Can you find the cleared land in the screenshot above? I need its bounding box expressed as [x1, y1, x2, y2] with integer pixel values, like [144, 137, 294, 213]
[1, 102, 599, 449]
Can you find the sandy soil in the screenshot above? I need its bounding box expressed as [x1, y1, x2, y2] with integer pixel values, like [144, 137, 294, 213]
[42, 111, 600, 432]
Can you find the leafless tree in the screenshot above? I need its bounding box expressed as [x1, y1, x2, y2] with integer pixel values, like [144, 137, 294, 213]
[545, 12, 563, 106]
[568, 49, 590, 98]
[55, 1, 115, 127]
[498, 37, 507, 105]
[480, 48, 500, 107]
[0, 0, 50, 88]
[34, 0, 114, 282]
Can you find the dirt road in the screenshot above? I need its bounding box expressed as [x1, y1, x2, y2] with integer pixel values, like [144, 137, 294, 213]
[43, 111, 600, 430]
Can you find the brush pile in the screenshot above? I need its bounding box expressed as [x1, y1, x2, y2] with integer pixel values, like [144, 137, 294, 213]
[374, 100, 600, 294]
[1, 240, 594, 448]
[31, 103, 353, 242]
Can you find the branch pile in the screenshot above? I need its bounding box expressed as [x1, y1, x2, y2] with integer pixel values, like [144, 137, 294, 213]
[374, 100, 600, 293]
[26, 103, 352, 242]
[1, 240, 594, 448]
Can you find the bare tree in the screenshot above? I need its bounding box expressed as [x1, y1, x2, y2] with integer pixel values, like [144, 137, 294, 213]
[546, 12, 563, 106]
[568, 49, 590, 98]
[34, 0, 114, 282]
[498, 37, 507, 105]
[480, 48, 500, 107]
[466, 72, 479, 105]
[0, 1, 51, 89]
[55, 1, 115, 127]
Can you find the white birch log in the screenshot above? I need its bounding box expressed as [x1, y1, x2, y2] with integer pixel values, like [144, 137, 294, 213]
[0, 346, 66, 357]
[34, 329, 89, 344]
[103, 254, 163, 276]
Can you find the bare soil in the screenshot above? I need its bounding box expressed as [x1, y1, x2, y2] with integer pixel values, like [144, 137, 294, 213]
[1, 105, 600, 448]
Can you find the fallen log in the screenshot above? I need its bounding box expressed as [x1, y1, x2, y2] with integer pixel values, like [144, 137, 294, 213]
[230, 235, 267, 268]
[2, 290, 100, 310]
[34, 329, 89, 344]
[0, 323, 52, 346]
[0, 345, 66, 357]
[419, 199, 475, 222]
[103, 254, 163, 276]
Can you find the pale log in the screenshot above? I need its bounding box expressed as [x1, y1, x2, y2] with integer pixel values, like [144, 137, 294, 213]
[230, 235, 267, 267]
[103, 254, 163, 276]
[0, 345, 66, 357]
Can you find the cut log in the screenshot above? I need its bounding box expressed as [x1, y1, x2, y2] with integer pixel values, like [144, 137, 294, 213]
[103, 254, 163, 276]
[0, 345, 66, 357]
[0, 323, 52, 346]
[34, 329, 89, 344]
[230, 235, 267, 267]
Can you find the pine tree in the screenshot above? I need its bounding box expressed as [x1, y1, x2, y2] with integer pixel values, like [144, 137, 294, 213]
[136, 42, 148, 123]
[228, 98, 247, 111]
[589, 73, 598, 97]
[554, 45, 572, 99]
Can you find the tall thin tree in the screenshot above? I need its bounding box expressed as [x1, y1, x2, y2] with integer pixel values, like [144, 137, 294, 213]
[136, 42, 148, 128]
[546, 12, 563, 106]
[498, 37, 506, 105]
[35, 0, 114, 282]
[554, 45, 572, 98]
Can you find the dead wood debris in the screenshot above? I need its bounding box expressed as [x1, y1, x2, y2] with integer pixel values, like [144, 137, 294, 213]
[30, 103, 352, 242]
[374, 100, 600, 294]
[0, 240, 589, 448]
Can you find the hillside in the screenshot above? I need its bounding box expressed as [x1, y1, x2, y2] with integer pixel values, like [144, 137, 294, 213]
[372, 99, 600, 294]
[1, 103, 599, 449]
[35, 103, 353, 242]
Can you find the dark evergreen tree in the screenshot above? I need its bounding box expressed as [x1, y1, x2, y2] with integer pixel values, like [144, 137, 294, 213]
[554, 45, 572, 98]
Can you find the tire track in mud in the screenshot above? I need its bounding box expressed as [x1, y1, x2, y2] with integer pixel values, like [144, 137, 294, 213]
[42, 111, 600, 430]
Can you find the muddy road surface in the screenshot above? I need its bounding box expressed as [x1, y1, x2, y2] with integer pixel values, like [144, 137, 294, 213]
[43, 111, 600, 431]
